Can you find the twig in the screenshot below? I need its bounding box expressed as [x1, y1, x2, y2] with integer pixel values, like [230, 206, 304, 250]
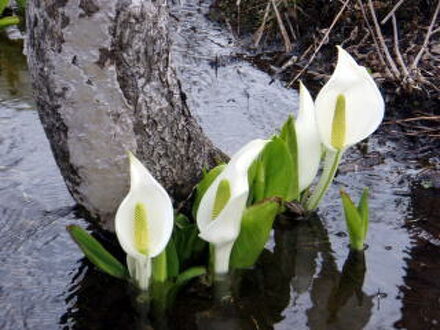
[356, 0, 390, 75]
[383, 115, 440, 124]
[270, 0, 292, 52]
[253, 1, 271, 47]
[391, 14, 410, 78]
[412, 0, 440, 70]
[287, 0, 350, 87]
[367, 0, 401, 79]
[381, 0, 405, 25]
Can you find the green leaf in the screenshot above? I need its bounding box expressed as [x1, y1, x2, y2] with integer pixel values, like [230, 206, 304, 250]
[250, 157, 266, 203]
[67, 225, 128, 279]
[175, 266, 206, 286]
[340, 191, 364, 251]
[230, 200, 280, 268]
[174, 214, 206, 267]
[357, 188, 369, 241]
[152, 250, 168, 283]
[279, 115, 299, 200]
[251, 136, 295, 203]
[192, 164, 226, 219]
[0, 0, 8, 16]
[165, 238, 179, 279]
[0, 16, 20, 28]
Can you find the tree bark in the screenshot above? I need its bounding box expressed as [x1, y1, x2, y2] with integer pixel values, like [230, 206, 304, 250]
[26, 0, 226, 229]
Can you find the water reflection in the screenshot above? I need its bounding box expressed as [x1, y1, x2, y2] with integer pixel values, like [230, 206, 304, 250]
[0, 34, 31, 100]
[396, 181, 440, 329]
[60, 215, 374, 329]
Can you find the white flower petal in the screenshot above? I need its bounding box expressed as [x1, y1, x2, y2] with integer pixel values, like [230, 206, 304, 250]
[296, 82, 322, 191]
[115, 153, 174, 260]
[315, 47, 384, 150]
[196, 139, 268, 274]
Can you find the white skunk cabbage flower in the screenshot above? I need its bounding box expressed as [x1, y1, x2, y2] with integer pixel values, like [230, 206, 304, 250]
[315, 46, 384, 151]
[296, 82, 322, 192]
[115, 152, 173, 290]
[196, 139, 268, 275]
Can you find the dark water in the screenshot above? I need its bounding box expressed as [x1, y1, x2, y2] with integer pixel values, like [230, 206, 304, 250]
[1, 5, 440, 329]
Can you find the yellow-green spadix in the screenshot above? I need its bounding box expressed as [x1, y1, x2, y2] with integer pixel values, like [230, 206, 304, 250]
[115, 152, 173, 290]
[315, 46, 384, 151]
[196, 139, 268, 275]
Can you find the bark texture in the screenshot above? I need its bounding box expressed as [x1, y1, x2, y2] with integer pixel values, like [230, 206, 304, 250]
[26, 0, 226, 229]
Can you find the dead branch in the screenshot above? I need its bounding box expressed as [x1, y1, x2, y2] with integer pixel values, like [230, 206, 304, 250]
[411, 0, 440, 70]
[287, 0, 350, 87]
[381, 0, 405, 25]
[253, 1, 271, 47]
[270, 0, 293, 52]
[391, 14, 410, 79]
[367, 0, 401, 79]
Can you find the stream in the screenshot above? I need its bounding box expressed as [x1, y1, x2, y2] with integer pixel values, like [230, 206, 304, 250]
[0, 1, 439, 329]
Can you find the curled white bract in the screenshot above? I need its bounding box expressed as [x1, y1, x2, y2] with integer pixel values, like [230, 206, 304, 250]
[295, 82, 322, 192]
[315, 46, 384, 151]
[196, 139, 268, 274]
[115, 152, 173, 289]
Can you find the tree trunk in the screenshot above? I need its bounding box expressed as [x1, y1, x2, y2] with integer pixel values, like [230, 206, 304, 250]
[26, 0, 226, 229]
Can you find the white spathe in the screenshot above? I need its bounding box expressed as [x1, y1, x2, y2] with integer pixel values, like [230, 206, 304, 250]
[115, 152, 174, 290]
[196, 139, 268, 274]
[296, 82, 322, 192]
[315, 46, 385, 151]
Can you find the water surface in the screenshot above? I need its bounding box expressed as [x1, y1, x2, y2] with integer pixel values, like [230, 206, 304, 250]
[0, 5, 439, 329]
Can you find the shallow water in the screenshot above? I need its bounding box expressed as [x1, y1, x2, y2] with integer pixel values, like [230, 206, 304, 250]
[1, 3, 439, 329]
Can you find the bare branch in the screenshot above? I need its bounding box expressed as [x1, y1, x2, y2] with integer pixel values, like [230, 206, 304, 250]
[367, 0, 401, 79]
[287, 0, 350, 87]
[357, 0, 391, 75]
[412, 0, 440, 70]
[270, 0, 293, 52]
[381, 0, 405, 25]
[253, 1, 271, 47]
[391, 14, 410, 78]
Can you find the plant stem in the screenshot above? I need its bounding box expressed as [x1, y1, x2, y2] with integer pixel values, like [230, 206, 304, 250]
[152, 250, 167, 283]
[306, 149, 343, 211]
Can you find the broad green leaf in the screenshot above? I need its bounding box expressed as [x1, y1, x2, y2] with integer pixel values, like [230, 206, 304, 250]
[0, 0, 8, 16]
[340, 191, 364, 250]
[165, 238, 179, 279]
[192, 164, 226, 218]
[246, 156, 259, 205]
[279, 115, 299, 200]
[67, 225, 128, 279]
[252, 136, 295, 203]
[250, 157, 266, 203]
[357, 188, 369, 240]
[331, 94, 346, 150]
[0, 16, 20, 28]
[230, 200, 280, 268]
